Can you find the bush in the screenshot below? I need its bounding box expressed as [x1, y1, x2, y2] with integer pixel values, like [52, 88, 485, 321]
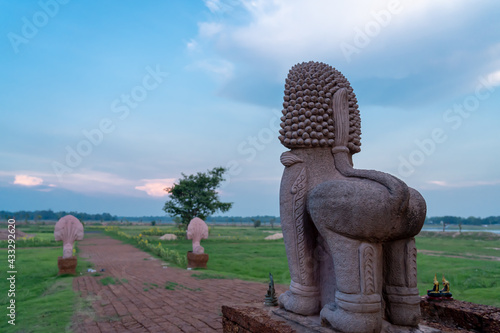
[141, 227, 163, 236]
[253, 219, 261, 228]
[0, 236, 58, 248]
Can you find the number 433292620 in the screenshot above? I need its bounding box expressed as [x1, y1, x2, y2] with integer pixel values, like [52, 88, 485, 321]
[7, 221, 16, 269]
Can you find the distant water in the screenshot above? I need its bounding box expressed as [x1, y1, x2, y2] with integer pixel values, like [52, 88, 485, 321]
[421, 228, 500, 234]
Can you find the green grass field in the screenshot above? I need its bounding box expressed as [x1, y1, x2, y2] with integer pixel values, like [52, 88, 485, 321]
[0, 244, 92, 333]
[415, 231, 500, 306]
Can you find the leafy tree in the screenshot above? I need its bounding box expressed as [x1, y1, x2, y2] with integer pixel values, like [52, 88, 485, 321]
[253, 219, 261, 228]
[173, 216, 183, 230]
[163, 167, 232, 229]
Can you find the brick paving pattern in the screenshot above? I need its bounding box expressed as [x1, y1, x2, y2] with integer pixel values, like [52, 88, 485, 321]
[73, 234, 287, 332]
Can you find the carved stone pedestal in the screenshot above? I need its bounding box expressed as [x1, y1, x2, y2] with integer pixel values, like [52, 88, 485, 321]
[58, 256, 77, 275]
[187, 251, 209, 269]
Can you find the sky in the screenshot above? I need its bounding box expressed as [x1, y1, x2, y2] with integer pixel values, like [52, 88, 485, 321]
[1, 0, 499, 218]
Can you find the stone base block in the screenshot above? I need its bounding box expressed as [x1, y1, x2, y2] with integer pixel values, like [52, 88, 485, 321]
[222, 299, 500, 332]
[222, 302, 316, 333]
[58, 256, 77, 275]
[420, 297, 500, 333]
[187, 251, 209, 269]
[222, 302, 457, 333]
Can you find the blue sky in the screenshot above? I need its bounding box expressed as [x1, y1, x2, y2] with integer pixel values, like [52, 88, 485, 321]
[1, 0, 499, 218]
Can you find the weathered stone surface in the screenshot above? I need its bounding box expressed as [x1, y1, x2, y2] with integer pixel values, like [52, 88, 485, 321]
[58, 256, 77, 275]
[222, 303, 445, 333]
[187, 251, 209, 269]
[159, 233, 177, 240]
[278, 62, 426, 333]
[54, 215, 84, 258]
[187, 217, 209, 254]
[420, 297, 500, 333]
[222, 303, 299, 333]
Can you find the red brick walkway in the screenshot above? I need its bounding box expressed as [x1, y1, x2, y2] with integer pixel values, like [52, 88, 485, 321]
[73, 234, 286, 333]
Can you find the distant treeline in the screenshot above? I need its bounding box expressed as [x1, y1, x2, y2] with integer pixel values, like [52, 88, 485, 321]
[425, 216, 500, 225]
[116, 215, 281, 224]
[2, 210, 498, 225]
[1, 210, 116, 222]
[0, 210, 280, 224]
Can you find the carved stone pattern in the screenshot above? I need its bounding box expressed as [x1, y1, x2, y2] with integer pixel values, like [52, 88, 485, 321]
[291, 168, 307, 285]
[362, 245, 375, 295]
[406, 240, 418, 288]
[280, 151, 304, 167]
[279, 61, 361, 153]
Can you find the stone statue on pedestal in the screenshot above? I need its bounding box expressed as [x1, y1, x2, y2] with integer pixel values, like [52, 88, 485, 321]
[278, 62, 426, 333]
[186, 217, 209, 268]
[54, 215, 84, 275]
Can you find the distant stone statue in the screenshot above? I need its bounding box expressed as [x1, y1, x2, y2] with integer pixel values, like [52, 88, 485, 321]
[278, 62, 426, 333]
[54, 215, 84, 258]
[186, 217, 209, 268]
[54, 215, 84, 275]
[187, 217, 209, 254]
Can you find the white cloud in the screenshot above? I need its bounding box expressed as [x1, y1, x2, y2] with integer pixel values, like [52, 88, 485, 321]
[483, 70, 500, 89]
[135, 178, 176, 197]
[186, 39, 199, 52]
[426, 180, 500, 188]
[13, 175, 43, 186]
[204, 0, 223, 13]
[187, 59, 234, 79]
[2, 169, 175, 198]
[27, 169, 137, 196]
[193, 0, 482, 77]
[427, 180, 447, 187]
[203, 0, 237, 14]
[199, 22, 224, 38]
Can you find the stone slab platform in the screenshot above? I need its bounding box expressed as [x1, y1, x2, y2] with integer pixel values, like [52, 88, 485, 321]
[222, 302, 443, 333]
[420, 297, 500, 333]
[222, 299, 500, 333]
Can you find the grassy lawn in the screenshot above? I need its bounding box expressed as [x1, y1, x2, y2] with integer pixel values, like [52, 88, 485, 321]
[415, 231, 500, 307]
[417, 254, 500, 306]
[0, 245, 91, 332]
[154, 237, 291, 283]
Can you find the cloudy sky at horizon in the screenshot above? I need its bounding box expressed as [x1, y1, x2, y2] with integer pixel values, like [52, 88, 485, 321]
[1, 0, 499, 218]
